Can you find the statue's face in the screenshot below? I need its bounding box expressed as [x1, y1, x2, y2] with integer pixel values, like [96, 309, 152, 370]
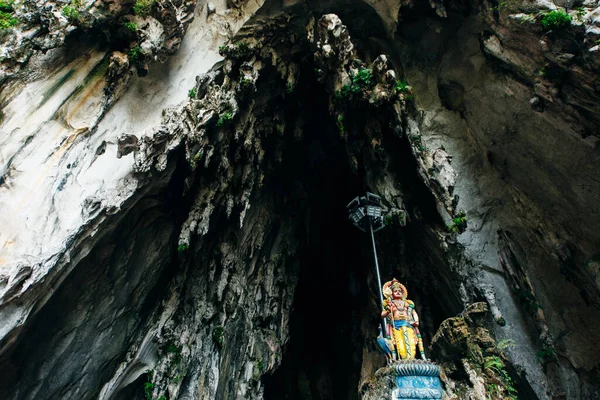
[392, 288, 403, 299]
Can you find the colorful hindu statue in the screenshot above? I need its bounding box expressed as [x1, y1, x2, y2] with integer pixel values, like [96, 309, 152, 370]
[380, 278, 426, 360]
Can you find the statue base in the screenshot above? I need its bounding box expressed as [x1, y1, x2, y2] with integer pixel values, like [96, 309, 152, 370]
[391, 360, 443, 400]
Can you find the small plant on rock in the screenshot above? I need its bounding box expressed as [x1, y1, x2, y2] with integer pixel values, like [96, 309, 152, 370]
[239, 78, 253, 90]
[447, 210, 467, 233]
[188, 88, 197, 98]
[540, 10, 572, 30]
[177, 243, 189, 253]
[218, 41, 252, 59]
[394, 79, 411, 93]
[574, 7, 586, 22]
[213, 326, 224, 347]
[0, 1, 14, 12]
[336, 115, 345, 135]
[123, 21, 137, 32]
[497, 339, 515, 351]
[216, 112, 233, 127]
[167, 344, 183, 364]
[134, 0, 155, 16]
[394, 79, 413, 100]
[334, 84, 353, 101]
[62, 6, 79, 22]
[143, 370, 155, 400]
[0, 9, 17, 29]
[353, 68, 373, 87]
[483, 356, 518, 400]
[129, 46, 143, 62]
[490, 0, 520, 13]
[61, 0, 81, 23]
[334, 67, 374, 103]
[483, 355, 504, 372]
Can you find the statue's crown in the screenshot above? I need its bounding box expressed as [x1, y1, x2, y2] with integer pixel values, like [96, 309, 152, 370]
[383, 278, 408, 299]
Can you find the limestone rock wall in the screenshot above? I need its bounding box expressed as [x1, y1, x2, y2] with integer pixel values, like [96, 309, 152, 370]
[1, 0, 599, 399]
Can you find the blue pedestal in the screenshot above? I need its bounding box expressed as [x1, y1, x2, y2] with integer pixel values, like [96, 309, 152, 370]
[391, 361, 444, 400]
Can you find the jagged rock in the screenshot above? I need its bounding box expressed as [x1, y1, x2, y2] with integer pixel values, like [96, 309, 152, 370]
[430, 303, 519, 400]
[1, 1, 600, 399]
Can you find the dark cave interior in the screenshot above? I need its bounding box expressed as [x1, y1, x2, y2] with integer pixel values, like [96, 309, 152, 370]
[261, 57, 464, 399]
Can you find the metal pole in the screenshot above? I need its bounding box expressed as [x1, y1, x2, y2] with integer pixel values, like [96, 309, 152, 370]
[370, 218, 388, 336]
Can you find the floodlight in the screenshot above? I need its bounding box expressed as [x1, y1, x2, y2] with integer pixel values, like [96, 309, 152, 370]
[347, 192, 388, 335]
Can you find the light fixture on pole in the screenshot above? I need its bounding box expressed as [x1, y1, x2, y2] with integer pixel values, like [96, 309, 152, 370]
[347, 192, 387, 335]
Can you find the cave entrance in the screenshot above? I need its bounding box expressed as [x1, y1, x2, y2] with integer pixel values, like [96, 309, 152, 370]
[259, 57, 461, 398]
[261, 71, 370, 400]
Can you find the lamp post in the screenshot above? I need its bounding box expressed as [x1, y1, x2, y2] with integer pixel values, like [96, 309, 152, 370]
[347, 192, 387, 336]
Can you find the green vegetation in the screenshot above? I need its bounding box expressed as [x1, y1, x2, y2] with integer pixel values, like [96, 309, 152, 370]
[394, 79, 413, 100]
[188, 88, 197, 98]
[143, 370, 155, 400]
[239, 78, 253, 90]
[124, 21, 137, 32]
[129, 46, 143, 62]
[447, 211, 467, 233]
[336, 115, 345, 135]
[134, 0, 155, 16]
[216, 112, 233, 127]
[575, 7, 586, 22]
[167, 344, 183, 364]
[62, 6, 79, 22]
[218, 41, 252, 59]
[384, 212, 407, 226]
[0, 1, 14, 12]
[540, 10, 571, 30]
[0, 9, 17, 29]
[61, 0, 81, 23]
[408, 134, 426, 152]
[213, 326, 224, 347]
[335, 83, 359, 101]
[335, 68, 374, 102]
[191, 150, 203, 167]
[483, 355, 503, 371]
[490, 0, 520, 13]
[257, 360, 264, 372]
[483, 356, 518, 400]
[497, 339, 515, 351]
[353, 68, 372, 86]
[177, 243, 189, 253]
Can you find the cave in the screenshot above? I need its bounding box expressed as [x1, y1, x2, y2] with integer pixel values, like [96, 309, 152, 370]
[2, 0, 600, 399]
[0, 45, 464, 399]
[257, 66, 463, 399]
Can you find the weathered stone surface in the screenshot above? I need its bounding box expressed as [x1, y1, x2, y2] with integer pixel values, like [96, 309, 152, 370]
[1, 0, 600, 399]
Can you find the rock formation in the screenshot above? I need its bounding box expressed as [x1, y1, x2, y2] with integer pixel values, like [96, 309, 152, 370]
[1, 0, 599, 399]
